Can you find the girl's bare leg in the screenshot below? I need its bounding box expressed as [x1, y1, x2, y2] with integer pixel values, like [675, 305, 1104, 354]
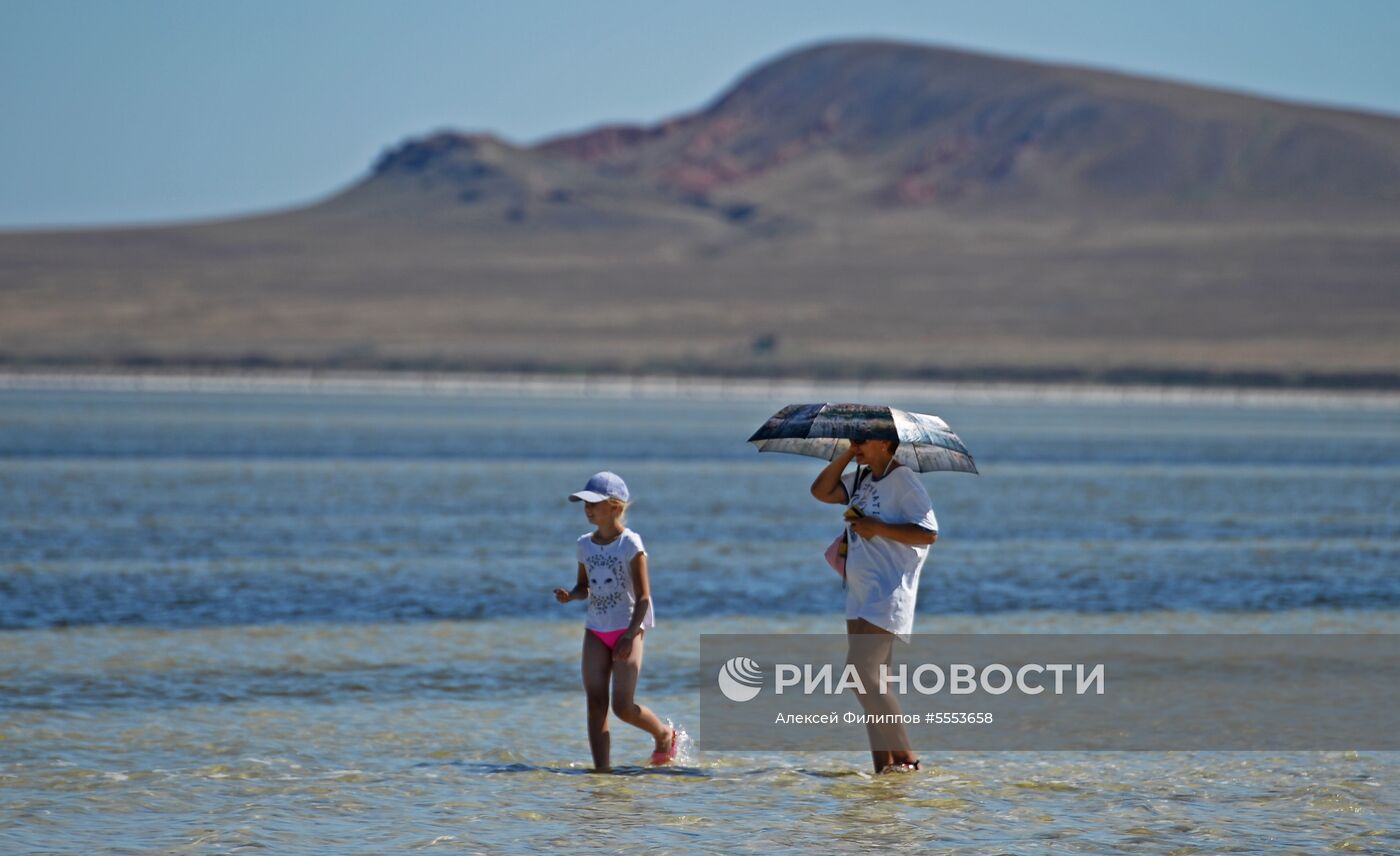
[582, 630, 614, 771]
[847, 618, 919, 773]
[608, 632, 672, 753]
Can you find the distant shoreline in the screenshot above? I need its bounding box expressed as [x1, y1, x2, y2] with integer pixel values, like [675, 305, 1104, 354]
[3, 366, 1398, 409]
[2, 355, 1396, 392]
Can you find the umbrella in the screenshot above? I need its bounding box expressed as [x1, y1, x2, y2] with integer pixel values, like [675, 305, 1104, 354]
[747, 402, 978, 474]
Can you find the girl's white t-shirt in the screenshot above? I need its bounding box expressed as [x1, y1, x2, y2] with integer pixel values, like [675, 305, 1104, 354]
[577, 528, 654, 633]
[840, 465, 939, 640]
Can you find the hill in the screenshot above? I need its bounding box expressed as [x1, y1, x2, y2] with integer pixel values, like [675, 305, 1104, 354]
[2, 40, 1398, 386]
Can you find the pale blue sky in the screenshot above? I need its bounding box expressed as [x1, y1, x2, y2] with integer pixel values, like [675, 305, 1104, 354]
[2, 0, 1397, 229]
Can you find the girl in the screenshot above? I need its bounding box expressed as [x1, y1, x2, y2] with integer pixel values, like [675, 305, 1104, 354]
[553, 471, 677, 772]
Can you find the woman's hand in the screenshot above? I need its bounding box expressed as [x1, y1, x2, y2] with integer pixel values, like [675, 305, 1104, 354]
[613, 630, 637, 659]
[553, 587, 573, 603]
[849, 517, 883, 540]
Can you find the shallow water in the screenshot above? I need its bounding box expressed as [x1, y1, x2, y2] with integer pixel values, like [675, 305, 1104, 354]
[2, 386, 1398, 853]
[5, 613, 1398, 854]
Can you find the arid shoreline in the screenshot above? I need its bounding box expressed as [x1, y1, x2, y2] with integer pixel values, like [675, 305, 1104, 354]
[4, 366, 1397, 410]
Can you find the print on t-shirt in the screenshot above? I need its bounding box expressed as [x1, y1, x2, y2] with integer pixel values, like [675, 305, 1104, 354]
[585, 552, 627, 616]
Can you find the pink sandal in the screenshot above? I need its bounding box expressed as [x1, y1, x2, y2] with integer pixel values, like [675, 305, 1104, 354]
[650, 727, 678, 765]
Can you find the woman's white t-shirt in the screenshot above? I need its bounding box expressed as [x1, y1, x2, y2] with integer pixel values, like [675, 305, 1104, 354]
[840, 465, 939, 640]
[577, 528, 653, 633]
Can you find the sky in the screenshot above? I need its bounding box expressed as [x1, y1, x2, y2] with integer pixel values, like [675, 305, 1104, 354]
[2, 0, 1398, 229]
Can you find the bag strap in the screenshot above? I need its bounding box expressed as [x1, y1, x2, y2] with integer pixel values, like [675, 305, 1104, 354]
[840, 465, 870, 592]
[848, 465, 869, 508]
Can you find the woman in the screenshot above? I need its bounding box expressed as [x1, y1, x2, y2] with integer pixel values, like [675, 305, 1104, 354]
[810, 435, 938, 773]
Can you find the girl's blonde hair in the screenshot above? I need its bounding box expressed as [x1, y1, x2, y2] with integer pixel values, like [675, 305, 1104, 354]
[606, 497, 630, 524]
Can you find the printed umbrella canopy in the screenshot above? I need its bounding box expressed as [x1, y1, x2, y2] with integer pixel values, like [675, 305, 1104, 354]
[747, 402, 978, 474]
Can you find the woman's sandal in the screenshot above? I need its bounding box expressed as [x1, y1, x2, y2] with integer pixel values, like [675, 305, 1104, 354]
[881, 759, 921, 773]
[650, 727, 678, 765]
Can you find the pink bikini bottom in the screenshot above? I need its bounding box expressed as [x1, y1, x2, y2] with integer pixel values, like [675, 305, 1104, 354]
[588, 628, 629, 650]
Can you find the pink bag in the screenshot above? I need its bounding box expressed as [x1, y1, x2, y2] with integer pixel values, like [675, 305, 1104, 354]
[822, 467, 869, 580]
[824, 531, 848, 578]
